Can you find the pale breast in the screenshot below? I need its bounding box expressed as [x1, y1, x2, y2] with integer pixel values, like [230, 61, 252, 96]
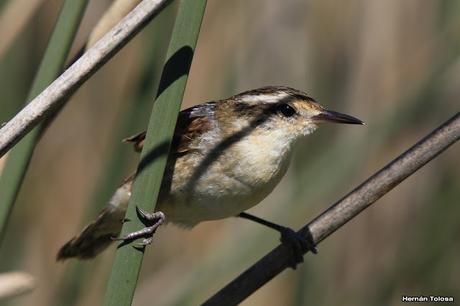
[157, 129, 293, 227]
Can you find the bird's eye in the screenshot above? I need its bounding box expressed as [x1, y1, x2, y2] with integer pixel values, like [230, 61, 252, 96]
[276, 103, 296, 117]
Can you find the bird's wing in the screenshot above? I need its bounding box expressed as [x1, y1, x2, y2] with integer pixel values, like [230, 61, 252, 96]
[122, 131, 146, 152]
[123, 102, 215, 155]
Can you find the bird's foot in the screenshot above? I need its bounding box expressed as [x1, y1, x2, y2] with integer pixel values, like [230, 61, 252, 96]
[112, 207, 165, 247]
[279, 227, 317, 269]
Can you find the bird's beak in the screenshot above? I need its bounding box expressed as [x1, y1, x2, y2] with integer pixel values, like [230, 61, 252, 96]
[312, 109, 364, 125]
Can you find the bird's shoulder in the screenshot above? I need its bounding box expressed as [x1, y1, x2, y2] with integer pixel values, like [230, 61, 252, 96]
[123, 102, 217, 155]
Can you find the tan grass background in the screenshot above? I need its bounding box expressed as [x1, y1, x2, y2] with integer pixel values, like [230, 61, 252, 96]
[0, 0, 458, 305]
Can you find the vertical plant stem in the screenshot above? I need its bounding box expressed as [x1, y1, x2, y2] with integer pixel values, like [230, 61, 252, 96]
[102, 0, 207, 305]
[0, 0, 88, 243]
[55, 5, 177, 305]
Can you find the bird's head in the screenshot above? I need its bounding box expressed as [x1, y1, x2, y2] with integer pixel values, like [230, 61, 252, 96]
[225, 86, 363, 146]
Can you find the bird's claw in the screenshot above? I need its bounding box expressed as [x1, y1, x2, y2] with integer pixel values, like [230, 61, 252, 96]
[279, 227, 317, 269]
[134, 236, 154, 248]
[112, 208, 165, 246]
[136, 206, 164, 221]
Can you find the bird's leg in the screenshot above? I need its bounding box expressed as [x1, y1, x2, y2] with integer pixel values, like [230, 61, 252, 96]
[112, 207, 165, 246]
[237, 212, 317, 269]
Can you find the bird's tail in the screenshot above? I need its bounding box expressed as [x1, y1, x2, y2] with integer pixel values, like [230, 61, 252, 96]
[56, 179, 132, 261]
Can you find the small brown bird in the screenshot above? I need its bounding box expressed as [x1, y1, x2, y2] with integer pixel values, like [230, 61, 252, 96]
[57, 86, 363, 264]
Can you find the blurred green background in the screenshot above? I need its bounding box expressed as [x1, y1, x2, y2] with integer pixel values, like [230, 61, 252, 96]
[0, 0, 458, 305]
